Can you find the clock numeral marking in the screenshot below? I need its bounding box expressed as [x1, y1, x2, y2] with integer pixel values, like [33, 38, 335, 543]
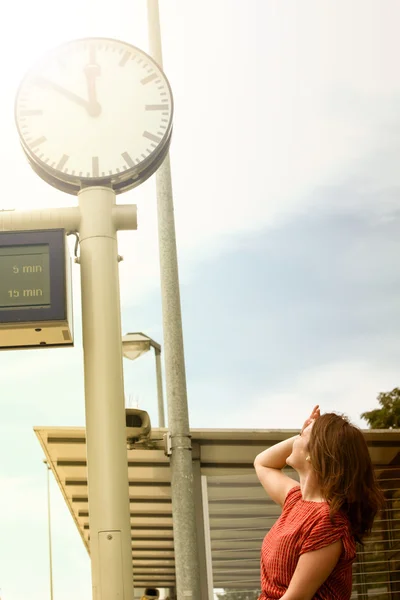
[20, 109, 43, 117]
[145, 104, 169, 111]
[92, 156, 100, 178]
[30, 136, 46, 149]
[143, 131, 162, 144]
[119, 51, 131, 67]
[141, 72, 158, 85]
[56, 154, 69, 171]
[121, 152, 135, 168]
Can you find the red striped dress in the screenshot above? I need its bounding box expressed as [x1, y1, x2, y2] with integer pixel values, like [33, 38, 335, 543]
[259, 486, 356, 600]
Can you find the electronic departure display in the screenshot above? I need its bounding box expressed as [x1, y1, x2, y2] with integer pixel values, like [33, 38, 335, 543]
[0, 244, 51, 309]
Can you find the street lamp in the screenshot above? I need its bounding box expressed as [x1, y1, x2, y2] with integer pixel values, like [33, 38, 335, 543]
[122, 332, 165, 428]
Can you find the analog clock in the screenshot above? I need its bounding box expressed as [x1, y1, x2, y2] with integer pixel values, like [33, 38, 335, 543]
[15, 37, 174, 195]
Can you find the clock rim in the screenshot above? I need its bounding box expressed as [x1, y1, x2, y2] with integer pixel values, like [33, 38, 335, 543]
[14, 36, 174, 196]
[19, 128, 173, 196]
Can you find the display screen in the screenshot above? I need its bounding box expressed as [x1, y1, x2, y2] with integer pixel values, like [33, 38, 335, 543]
[0, 244, 51, 309]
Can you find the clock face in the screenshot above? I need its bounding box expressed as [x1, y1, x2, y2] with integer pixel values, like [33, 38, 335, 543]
[15, 38, 173, 195]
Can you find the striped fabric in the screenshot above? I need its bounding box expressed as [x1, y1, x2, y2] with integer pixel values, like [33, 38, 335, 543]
[259, 486, 356, 599]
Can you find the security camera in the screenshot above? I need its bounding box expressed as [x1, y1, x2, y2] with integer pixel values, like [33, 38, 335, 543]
[142, 588, 160, 600]
[125, 408, 151, 446]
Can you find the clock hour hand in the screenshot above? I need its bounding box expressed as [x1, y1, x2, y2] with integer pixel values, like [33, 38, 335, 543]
[34, 76, 91, 110]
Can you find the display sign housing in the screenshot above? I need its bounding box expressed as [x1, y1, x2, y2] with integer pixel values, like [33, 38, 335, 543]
[0, 229, 73, 349]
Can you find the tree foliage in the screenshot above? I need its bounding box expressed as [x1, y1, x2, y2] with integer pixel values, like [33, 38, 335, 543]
[361, 387, 400, 429]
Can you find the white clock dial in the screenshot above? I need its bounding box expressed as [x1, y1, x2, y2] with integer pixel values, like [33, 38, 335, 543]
[15, 38, 173, 195]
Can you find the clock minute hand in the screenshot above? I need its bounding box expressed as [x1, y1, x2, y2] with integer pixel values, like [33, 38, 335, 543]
[34, 76, 90, 110]
[84, 64, 102, 117]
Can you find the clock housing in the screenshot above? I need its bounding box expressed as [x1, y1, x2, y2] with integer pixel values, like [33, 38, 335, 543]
[15, 38, 174, 195]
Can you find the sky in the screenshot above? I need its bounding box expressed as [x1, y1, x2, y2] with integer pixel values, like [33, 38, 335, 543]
[0, 0, 400, 598]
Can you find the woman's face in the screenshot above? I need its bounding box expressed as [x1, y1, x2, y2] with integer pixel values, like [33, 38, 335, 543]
[286, 421, 314, 471]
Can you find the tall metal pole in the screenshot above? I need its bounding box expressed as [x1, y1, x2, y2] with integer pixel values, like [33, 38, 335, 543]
[154, 347, 166, 427]
[44, 460, 54, 600]
[146, 2, 202, 598]
[79, 186, 134, 599]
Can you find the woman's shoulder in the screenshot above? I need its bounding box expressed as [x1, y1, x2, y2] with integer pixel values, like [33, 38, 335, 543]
[283, 484, 302, 508]
[313, 502, 352, 532]
[299, 504, 356, 559]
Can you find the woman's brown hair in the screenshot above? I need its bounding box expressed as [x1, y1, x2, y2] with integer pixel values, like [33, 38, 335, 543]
[308, 413, 385, 543]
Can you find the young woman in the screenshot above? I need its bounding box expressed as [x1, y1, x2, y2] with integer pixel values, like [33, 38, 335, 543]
[254, 405, 385, 600]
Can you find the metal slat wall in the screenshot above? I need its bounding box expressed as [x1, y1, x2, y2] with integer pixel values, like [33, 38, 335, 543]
[210, 468, 400, 599]
[352, 466, 400, 599]
[208, 472, 277, 593]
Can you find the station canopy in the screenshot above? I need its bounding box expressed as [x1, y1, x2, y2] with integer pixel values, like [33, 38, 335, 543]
[35, 426, 400, 590]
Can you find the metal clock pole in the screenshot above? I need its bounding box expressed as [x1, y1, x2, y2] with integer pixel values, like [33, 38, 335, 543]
[78, 186, 134, 598]
[146, 2, 202, 598]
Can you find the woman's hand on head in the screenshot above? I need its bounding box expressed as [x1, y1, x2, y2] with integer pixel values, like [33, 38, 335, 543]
[301, 405, 320, 434]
